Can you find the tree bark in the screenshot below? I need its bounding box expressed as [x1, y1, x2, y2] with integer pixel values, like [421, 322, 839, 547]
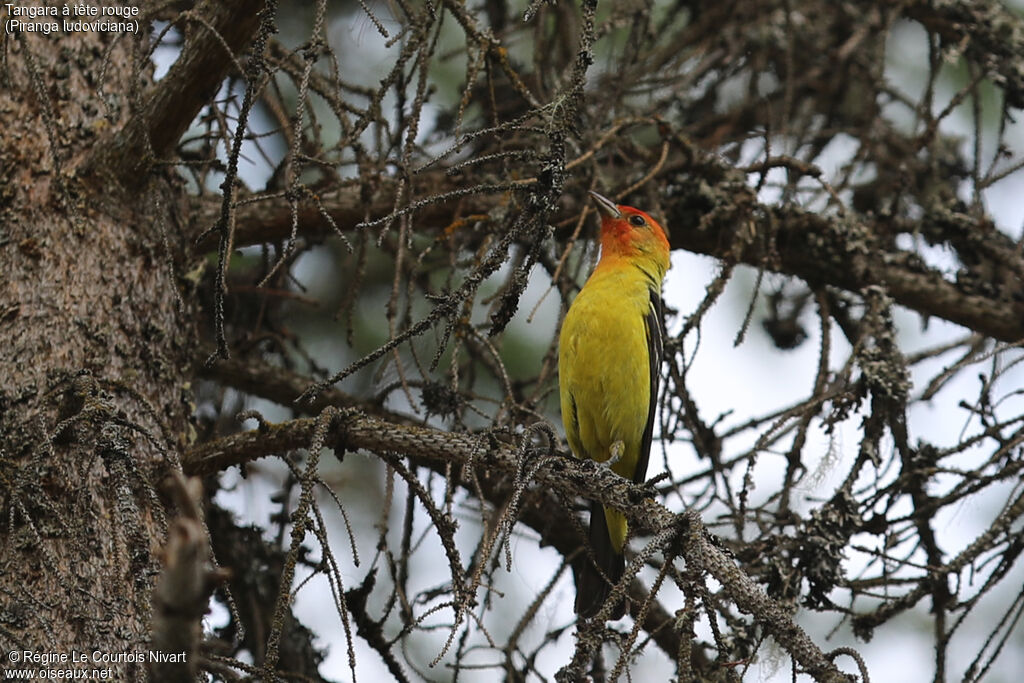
[0, 3, 256, 675]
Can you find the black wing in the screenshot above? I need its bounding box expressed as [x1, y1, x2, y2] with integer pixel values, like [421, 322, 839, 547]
[634, 287, 664, 485]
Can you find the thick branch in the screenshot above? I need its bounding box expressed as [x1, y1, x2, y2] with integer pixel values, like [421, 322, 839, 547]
[195, 349, 409, 423]
[85, 0, 266, 189]
[669, 187, 1024, 343]
[191, 179, 495, 250]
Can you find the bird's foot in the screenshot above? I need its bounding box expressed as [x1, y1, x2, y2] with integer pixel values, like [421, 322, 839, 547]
[605, 440, 625, 468]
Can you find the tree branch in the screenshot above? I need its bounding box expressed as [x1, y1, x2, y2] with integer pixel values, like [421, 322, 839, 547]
[195, 348, 411, 423]
[85, 0, 266, 189]
[667, 168, 1024, 342]
[191, 178, 496, 250]
[150, 474, 228, 683]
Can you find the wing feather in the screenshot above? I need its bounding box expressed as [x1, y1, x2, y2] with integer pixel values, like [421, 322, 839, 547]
[634, 287, 664, 485]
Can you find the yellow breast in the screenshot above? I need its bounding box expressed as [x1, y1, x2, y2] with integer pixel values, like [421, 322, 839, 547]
[558, 266, 652, 470]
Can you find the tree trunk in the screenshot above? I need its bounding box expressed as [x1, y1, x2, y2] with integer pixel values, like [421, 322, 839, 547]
[1, 23, 191, 680]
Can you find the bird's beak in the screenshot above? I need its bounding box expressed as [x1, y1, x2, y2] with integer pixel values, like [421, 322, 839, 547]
[589, 191, 622, 219]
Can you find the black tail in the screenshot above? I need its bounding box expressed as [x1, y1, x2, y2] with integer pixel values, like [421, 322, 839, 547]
[575, 500, 626, 619]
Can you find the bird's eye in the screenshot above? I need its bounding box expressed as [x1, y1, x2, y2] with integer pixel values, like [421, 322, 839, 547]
[628, 214, 646, 227]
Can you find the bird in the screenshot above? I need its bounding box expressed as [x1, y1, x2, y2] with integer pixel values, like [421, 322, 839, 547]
[558, 190, 670, 619]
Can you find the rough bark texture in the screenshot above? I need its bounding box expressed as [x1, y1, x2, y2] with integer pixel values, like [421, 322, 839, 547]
[1, 4, 218, 678]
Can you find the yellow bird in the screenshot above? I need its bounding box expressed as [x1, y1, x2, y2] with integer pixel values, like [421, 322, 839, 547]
[559, 191, 670, 619]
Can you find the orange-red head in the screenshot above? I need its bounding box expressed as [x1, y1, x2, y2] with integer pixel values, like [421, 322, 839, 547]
[589, 191, 670, 274]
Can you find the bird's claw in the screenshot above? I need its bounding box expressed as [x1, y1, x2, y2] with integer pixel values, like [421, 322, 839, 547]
[605, 440, 625, 468]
